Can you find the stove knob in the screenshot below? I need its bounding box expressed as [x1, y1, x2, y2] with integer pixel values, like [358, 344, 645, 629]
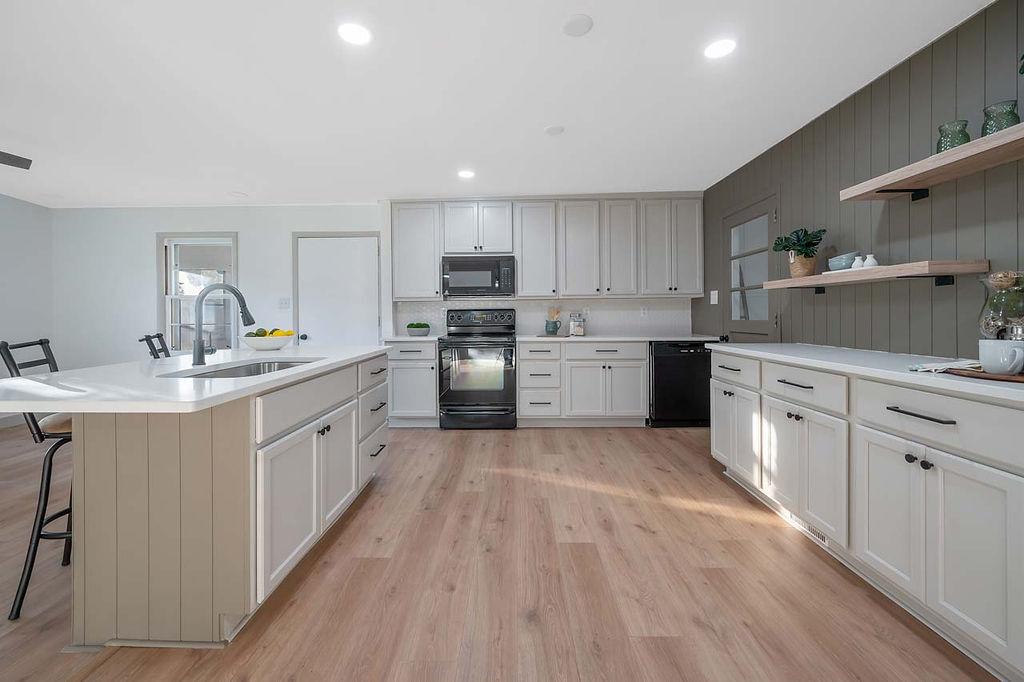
[455, 314, 463, 322]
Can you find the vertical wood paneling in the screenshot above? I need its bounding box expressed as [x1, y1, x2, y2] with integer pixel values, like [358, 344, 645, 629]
[813, 115, 829, 344]
[956, 15, 987, 359]
[72, 414, 86, 644]
[889, 62, 911, 353]
[987, 1, 1020, 276]
[180, 409, 214, 641]
[931, 31, 958, 359]
[212, 398, 252, 638]
[870, 76, 892, 351]
[826, 106, 843, 346]
[908, 47, 934, 355]
[802, 126, 816, 342]
[790, 133, 805, 341]
[839, 99, 858, 348]
[148, 413, 181, 641]
[83, 413, 117, 644]
[854, 87, 873, 349]
[115, 414, 149, 639]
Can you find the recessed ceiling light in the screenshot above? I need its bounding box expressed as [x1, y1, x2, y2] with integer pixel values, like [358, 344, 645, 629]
[338, 23, 372, 45]
[704, 38, 736, 59]
[562, 14, 593, 37]
[457, 169, 476, 179]
[544, 125, 566, 136]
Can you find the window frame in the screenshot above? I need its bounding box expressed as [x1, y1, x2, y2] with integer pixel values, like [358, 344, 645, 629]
[722, 195, 779, 338]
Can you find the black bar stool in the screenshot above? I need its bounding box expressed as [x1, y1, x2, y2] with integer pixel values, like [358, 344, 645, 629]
[139, 332, 171, 359]
[0, 339, 73, 621]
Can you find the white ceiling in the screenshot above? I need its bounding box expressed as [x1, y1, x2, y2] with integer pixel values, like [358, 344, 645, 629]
[0, 0, 991, 208]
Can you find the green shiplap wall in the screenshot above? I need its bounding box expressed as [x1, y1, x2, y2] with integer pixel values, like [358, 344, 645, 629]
[695, 0, 1023, 359]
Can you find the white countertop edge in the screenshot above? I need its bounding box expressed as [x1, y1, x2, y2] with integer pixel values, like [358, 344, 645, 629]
[708, 342, 1024, 408]
[0, 345, 389, 414]
[383, 335, 440, 342]
[519, 335, 721, 343]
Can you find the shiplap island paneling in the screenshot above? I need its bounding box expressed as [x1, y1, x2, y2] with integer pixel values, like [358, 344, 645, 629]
[695, 0, 1024, 360]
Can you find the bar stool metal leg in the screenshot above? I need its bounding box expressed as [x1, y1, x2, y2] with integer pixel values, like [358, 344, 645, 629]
[8, 437, 71, 621]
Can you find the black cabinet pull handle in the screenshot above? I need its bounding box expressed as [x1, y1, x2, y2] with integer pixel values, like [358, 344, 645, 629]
[399, 349, 423, 353]
[786, 412, 803, 421]
[529, 401, 552, 405]
[904, 453, 918, 464]
[777, 378, 814, 390]
[886, 406, 956, 425]
[529, 373, 552, 377]
[370, 401, 387, 412]
[529, 349, 552, 353]
[718, 364, 741, 372]
[370, 367, 387, 375]
[371, 444, 386, 457]
[595, 349, 618, 353]
[920, 460, 934, 470]
[786, 411, 794, 420]
[723, 390, 734, 397]
[326, 424, 332, 432]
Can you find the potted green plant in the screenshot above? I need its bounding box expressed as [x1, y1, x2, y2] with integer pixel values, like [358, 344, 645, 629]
[406, 321, 431, 337]
[773, 228, 827, 278]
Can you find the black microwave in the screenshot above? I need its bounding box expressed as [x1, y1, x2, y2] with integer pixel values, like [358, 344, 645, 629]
[441, 256, 515, 298]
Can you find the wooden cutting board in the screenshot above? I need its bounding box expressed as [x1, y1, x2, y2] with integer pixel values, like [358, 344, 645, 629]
[946, 368, 1024, 383]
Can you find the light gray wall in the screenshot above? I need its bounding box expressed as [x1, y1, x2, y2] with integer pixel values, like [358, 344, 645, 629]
[51, 204, 380, 369]
[695, 0, 1022, 360]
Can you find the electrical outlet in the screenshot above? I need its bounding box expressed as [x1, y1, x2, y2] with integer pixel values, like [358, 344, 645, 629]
[278, 297, 291, 310]
[709, 290, 718, 305]
[640, 306, 648, 317]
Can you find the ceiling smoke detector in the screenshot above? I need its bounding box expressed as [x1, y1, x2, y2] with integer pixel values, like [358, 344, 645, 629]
[562, 14, 593, 38]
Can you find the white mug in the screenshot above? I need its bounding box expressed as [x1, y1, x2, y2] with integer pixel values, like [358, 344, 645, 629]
[979, 339, 1024, 375]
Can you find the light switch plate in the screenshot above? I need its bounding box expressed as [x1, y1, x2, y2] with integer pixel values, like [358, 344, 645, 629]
[709, 290, 718, 305]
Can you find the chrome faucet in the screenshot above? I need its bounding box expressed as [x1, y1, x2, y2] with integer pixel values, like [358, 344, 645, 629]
[192, 284, 256, 366]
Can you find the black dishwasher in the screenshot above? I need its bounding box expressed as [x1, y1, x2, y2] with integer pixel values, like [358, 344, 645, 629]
[648, 340, 717, 427]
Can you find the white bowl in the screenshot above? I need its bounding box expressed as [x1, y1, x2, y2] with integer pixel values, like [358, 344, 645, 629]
[241, 335, 293, 351]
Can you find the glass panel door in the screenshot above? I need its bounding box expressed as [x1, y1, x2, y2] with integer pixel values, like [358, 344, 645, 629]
[723, 195, 779, 340]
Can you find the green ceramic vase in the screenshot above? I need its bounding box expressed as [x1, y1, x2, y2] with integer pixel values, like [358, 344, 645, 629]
[937, 120, 970, 153]
[981, 100, 1020, 136]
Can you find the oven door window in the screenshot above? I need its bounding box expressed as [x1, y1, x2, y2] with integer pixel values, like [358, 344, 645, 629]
[440, 346, 515, 405]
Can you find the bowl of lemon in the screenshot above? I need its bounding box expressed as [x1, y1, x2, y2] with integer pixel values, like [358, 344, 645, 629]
[241, 328, 296, 350]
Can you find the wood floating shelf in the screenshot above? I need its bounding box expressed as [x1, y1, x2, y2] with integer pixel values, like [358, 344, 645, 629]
[762, 260, 990, 290]
[839, 124, 1024, 202]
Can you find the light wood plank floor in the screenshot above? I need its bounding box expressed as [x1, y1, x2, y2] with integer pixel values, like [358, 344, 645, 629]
[0, 424, 992, 681]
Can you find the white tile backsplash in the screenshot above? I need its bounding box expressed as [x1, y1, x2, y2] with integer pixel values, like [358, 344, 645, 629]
[394, 298, 692, 337]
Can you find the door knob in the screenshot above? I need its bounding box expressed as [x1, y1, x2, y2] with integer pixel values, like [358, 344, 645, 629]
[299, 333, 308, 340]
[904, 454, 918, 464]
[920, 460, 934, 471]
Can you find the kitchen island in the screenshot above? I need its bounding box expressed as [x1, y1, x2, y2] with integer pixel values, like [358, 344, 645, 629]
[0, 346, 390, 649]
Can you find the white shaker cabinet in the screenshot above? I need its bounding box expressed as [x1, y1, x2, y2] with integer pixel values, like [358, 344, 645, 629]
[605, 361, 647, 416]
[708, 379, 760, 486]
[761, 396, 801, 514]
[559, 200, 602, 297]
[389, 360, 437, 418]
[672, 199, 703, 295]
[256, 421, 321, 603]
[800, 407, 848, 547]
[514, 201, 557, 297]
[442, 202, 479, 254]
[852, 426, 926, 599]
[392, 203, 441, 299]
[601, 200, 638, 295]
[710, 379, 733, 465]
[924, 446, 1024, 668]
[640, 199, 673, 295]
[319, 401, 359, 530]
[564, 361, 606, 416]
[479, 201, 513, 252]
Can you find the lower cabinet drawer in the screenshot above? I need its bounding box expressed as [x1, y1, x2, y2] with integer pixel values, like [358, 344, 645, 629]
[359, 422, 389, 488]
[359, 381, 389, 439]
[519, 389, 561, 416]
[519, 342, 562, 360]
[255, 367, 357, 444]
[711, 352, 760, 389]
[763, 361, 847, 415]
[358, 354, 389, 391]
[386, 342, 436, 361]
[855, 379, 1024, 472]
[520, 361, 560, 388]
[564, 342, 647, 361]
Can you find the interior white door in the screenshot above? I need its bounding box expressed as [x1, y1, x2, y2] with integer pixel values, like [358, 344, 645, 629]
[443, 202, 479, 253]
[559, 200, 601, 297]
[924, 446, 1024, 667]
[605, 361, 647, 416]
[602, 200, 638, 295]
[564, 362, 605, 416]
[710, 379, 733, 465]
[515, 201, 557, 298]
[392, 203, 440, 299]
[297, 236, 380, 345]
[672, 199, 703, 295]
[640, 199, 673, 295]
[801, 407, 848, 547]
[319, 401, 358, 530]
[479, 201, 513, 252]
[256, 421, 320, 603]
[731, 386, 761, 487]
[851, 426, 925, 600]
[761, 396, 800, 513]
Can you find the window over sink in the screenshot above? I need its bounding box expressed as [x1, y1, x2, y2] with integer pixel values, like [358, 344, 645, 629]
[158, 234, 239, 352]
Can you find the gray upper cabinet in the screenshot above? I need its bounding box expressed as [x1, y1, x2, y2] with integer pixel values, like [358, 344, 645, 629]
[392, 203, 441, 300]
[515, 201, 557, 297]
[559, 200, 602, 297]
[640, 199, 673, 295]
[442, 200, 512, 254]
[602, 199, 638, 295]
[672, 199, 703, 295]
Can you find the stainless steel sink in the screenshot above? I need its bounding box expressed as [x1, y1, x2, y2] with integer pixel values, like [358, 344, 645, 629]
[187, 360, 315, 379]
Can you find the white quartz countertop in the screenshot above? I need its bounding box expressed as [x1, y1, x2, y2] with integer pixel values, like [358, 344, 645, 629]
[520, 335, 721, 343]
[0, 345, 388, 414]
[383, 335, 440, 342]
[710, 343, 1024, 408]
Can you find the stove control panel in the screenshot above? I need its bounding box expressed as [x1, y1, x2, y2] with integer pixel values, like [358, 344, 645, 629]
[446, 308, 516, 327]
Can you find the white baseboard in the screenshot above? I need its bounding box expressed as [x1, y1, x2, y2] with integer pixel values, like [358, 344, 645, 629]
[387, 417, 440, 428]
[517, 417, 647, 428]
